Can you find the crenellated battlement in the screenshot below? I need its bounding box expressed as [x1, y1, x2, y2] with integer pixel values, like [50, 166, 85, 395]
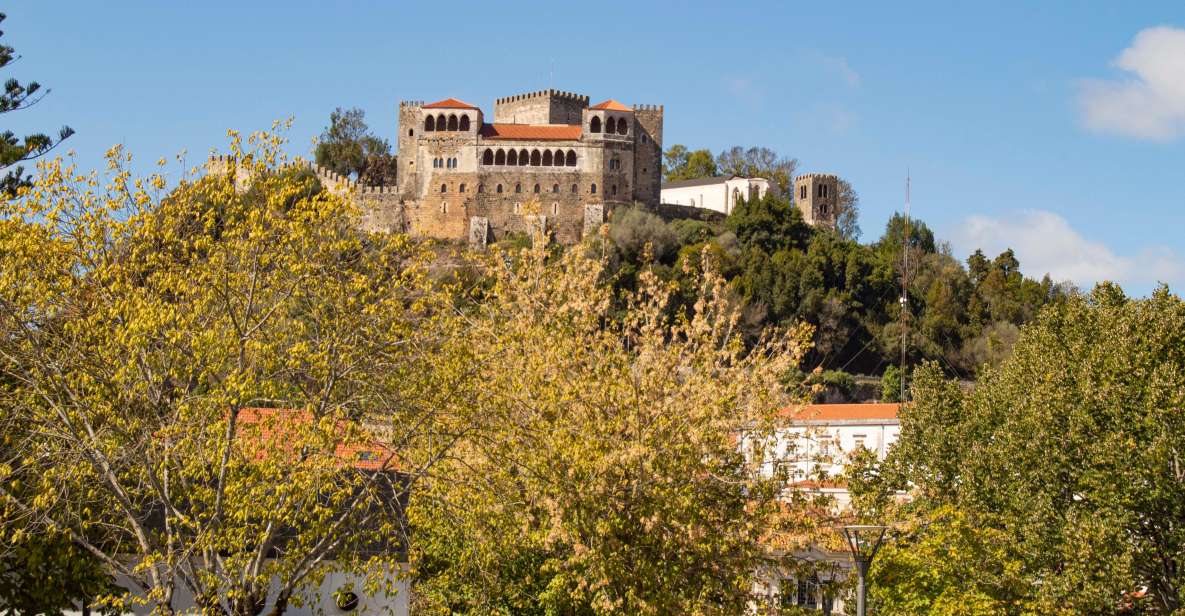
[632, 104, 664, 112]
[399, 100, 424, 108]
[795, 172, 838, 181]
[495, 89, 589, 106]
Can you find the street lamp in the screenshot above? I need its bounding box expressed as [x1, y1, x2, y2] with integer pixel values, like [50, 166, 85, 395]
[842, 525, 887, 616]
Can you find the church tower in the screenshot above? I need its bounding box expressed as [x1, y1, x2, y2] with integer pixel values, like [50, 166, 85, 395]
[794, 173, 840, 229]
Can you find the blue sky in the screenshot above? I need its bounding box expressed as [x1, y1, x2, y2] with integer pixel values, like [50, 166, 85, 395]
[7, 2, 1185, 294]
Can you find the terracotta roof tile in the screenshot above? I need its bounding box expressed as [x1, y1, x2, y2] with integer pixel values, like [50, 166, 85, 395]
[589, 99, 632, 111]
[423, 97, 480, 110]
[236, 407, 397, 471]
[779, 403, 900, 423]
[479, 123, 583, 141]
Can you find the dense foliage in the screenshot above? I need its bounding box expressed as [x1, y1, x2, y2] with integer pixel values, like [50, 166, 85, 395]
[314, 107, 397, 185]
[850, 286, 1185, 614]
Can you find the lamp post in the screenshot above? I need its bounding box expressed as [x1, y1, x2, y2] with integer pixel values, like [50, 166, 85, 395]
[842, 525, 887, 616]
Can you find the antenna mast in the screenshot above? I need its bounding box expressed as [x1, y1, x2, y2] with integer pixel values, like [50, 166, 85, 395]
[900, 172, 911, 402]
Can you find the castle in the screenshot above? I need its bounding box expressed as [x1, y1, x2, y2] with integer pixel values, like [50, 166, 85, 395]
[210, 89, 842, 244]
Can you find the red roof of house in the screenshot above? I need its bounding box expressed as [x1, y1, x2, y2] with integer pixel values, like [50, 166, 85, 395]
[479, 123, 583, 141]
[236, 407, 396, 471]
[589, 99, 632, 111]
[779, 403, 900, 422]
[423, 97, 480, 110]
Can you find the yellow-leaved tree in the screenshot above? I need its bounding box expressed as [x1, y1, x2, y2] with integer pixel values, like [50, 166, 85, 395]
[0, 126, 461, 614]
[410, 227, 819, 615]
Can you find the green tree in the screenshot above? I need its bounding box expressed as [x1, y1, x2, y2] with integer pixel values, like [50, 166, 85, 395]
[0, 12, 73, 195]
[662, 144, 717, 182]
[715, 146, 798, 196]
[834, 178, 862, 241]
[879, 286, 1185, 613]
[314, 107, 396, 185]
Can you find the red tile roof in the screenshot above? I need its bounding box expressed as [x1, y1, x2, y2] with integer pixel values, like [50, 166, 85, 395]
[589, 99, 632, 111]
[423, 97, 480, 110]
[235, 407, 396, 471]
[479, 123, 583, 141]
[779, 403, 900, 422]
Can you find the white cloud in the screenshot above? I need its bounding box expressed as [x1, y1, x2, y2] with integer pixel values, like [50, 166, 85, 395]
[949, 210, 1185, 289]
[814, 53, 861, 88]
[1077, 26, 1185, 141]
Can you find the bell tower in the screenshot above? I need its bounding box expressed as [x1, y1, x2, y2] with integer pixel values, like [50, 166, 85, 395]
[794, 173, 840, 229]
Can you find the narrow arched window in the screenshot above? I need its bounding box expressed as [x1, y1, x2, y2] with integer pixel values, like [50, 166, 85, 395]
[554, 149, 565, 166]
[478, 184, 485, 193]
[441, 184, 447, 193]
[437, 114, 447, 130]
[408, 129, 414, 137]
[606, 117, 616, 134]
[552, 184, 559, 193]
[496, 149, 506, 165]
[617, 118, 628, 135]
[531, 150, 541, 166]
[515, 183, 522, 193]
[552, 202, 559, 215]
[543, 150, 553, 166]
[518, 149, 529, 166]
[566, 150, 576, 166]
[611, 184, 617, 196]
[507, 150, 518, 165]
[533, 183, 540, 193]
[590, 116, 601, 133]
[447, 114, 459, 131]
[425, 116, 435, 131]
[496, 184, 503, 193]
[483, 149, 494, 165]
[459, 183, 466, 193]
[571, 184, 578, 193]
[459, 115, 470, 131]
[591, 183, 597, 194]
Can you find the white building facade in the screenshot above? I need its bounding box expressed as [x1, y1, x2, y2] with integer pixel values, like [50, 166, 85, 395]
[660, 176, 770, 215]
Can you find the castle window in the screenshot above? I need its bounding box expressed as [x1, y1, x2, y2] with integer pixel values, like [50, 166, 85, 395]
[515, 183, 522, 193]
[590, 116, 602, 133]
[552, 202, 558, 215]
[451, 157, 458, 168]
[590, 183, 597, 194]
[408, 129, 414, 137]
[459, 183, 466, 193]
[566, 150, 576, 166]
[552, 184, 559, 193]
[447, 114, 459, 131]
[441, 184, 447, 193]
[611, 184, 618, 196]
[641, 134, 648, 143]
[533, 183, 540, 193]
[483, 149, 494, 165]
[606, 117, 617, 134]
[478, 183, 485, 193]
[542, 150, 553, 166]
[571, 184, 578, 193]
[495, 149, 506, 165]
[530, 150, 541, 166]
[437, 113, 446, 129]
[459, 115, 470, 131]
[820, 203, 828, 215]
[441, 202, 447, 213]
[617, 118, 628, 135]
[425, 116, 435, 131]
[554, 149, 565, 166]
[817, 185, 823, 198]
[518, 149, 529, 166]
[801, 185, 807, 200]
[507, 149, 517, 165]
[496, 184, 503, 193]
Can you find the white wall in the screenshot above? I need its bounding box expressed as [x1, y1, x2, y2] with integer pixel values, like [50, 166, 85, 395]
[660, 177, 769, 215]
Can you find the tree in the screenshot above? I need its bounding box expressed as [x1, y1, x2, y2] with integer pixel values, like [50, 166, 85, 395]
[410, 240, 817, 615]
[0, 12, 74, 195]
[663, 144, 718, 183]
[835, 178, 861, 241]
[314, 107, 396, 185]
[715, 146, 798, 196]
[878, 286, 1185, 613]
[0, 128, 458, 614]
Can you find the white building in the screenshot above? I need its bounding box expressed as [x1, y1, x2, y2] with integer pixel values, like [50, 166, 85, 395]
[660, 176, 770, 215]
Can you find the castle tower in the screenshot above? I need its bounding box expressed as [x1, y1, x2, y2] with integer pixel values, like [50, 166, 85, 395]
[631, 104, 663, 205]
[493, 89, 589, 125]
[794, 173, 840, 228]
[397, 100, 423, 200]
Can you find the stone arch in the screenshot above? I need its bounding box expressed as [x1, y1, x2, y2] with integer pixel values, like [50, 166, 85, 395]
[478, 183, 485, 193]
[515, 183, 522, 193]
[507, 149, 518, 165]
[408, 128, 414, 137]
[617, 117, 628, 135]
[459, 183, 466, 193]
[530, 150, 541, 166]
[425, 116, 435, 131]
[496, 184, 503, 193]
[496, 149, 507, 165]
[482, 149, 494, 165]
[441, 183, 447, 193]
[459, 115, 470, 131]
[533, 183, 541, 193]
[552, 183, 559, 193]
[518, 149, 529, 166]
[542, 150, 553, 166]
[606, 117, 616, 134]
[566, 150, 576, 166]
[553, 149, 565, 166]
[571, 183, 578, 193]
[436, 113, 446, 129]
[590, 183, 597, 194]
[447, 114, 459, 131]
[590, 116, 601, 133]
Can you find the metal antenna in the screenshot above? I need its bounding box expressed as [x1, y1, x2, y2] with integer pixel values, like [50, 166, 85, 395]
[900, 171, 911, 402]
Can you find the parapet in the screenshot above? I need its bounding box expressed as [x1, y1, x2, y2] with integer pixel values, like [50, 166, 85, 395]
[495, 89, 589, 106]
[399, 100, 425, 109]
[795, 172, 839, 181]
[632, 104, 664, 112]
